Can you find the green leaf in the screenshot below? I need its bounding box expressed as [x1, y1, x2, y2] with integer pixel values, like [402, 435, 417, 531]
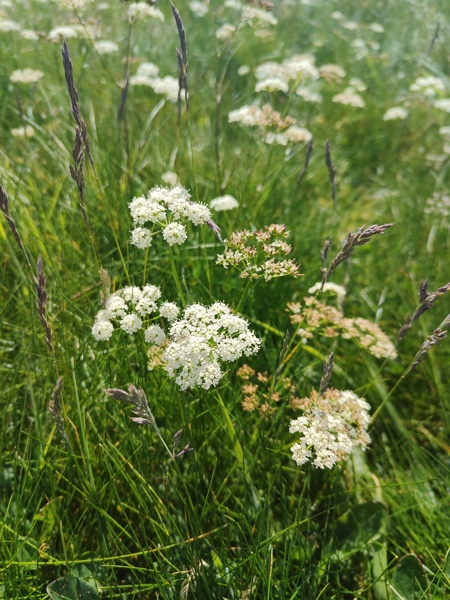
[390, 554, 428, 600]
[46, 577, 100, 600]
[335, 501, 388, 551]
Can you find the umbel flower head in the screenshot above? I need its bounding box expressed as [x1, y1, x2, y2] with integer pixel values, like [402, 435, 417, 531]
[91, 284, 179, 343]
[129, 185, 215, 249]
[164, 302, 261, 391]
[216, 224, 302, 281]
[290, 388, 371, 469]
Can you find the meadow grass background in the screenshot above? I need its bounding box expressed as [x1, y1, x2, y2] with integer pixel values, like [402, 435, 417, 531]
[1, 0, 450, 598]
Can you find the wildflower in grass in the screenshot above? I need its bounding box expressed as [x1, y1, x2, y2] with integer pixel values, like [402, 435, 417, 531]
[210, 195, 239, 212]
[439, 126, 450, 138]
[228, 105, 262, 127]
[238, 65, 250, 76]
[241, 5, 278, 27]
[10, 68, 44, 84]
[287, 297, 397, 359]
[332, 90, 365, 108]
[161, 171, 178, 186]
[48, 26, 79, 41]
[59, 0, 92, 8]
[283, 55, 319, 81]
[136, 62, 160, 78]
[216, 224, 302, 281]
[147, 76, 180, 102]
[410, 75, 445, 97]
[289, 388, 371, 469]
[266, 125, 312, 146]
[0, 19, 21, 32]
[296, 86, 322, 103]
[424, 192, 450, 220]
[383, 106, 408, 121]
[255, 78, 289, 93]
[319, 64, 346, 82]
[129, 185, 212, 249]
[342, 20, 359, 30]
[159, 302, 180, 321]
[368, 22, 384, 32]
[255, 61, 287, 82]
[237, 364, 295, 418]
[127, 2, 164, 22]
[189, 1, 209, 17]
[434, 99, 450, 113]
[94, 40, 119, 54]
[92, 284, 166, 342]
[164, 302, 261, 390]
[20, 30, 40, 41]
[215, 23, 237, 41]
[11, 125, 34, 138]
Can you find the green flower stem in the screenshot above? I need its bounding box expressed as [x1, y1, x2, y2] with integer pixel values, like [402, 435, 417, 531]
[235, 278, 254, 313]
[169, 246, 186, 307]
[215, 390, 260, 511]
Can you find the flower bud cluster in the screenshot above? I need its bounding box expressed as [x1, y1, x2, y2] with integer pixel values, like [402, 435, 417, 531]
[129, 185, 212, 249]
[216, 224, 302, 281]
[289, 389, 371, 469]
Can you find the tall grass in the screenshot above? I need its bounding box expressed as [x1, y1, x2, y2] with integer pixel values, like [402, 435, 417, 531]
[1, 1, 449, 598]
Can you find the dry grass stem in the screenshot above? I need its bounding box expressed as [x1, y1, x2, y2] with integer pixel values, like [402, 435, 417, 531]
[397, 280, 450, 341]
[325, 139, 337, 206]
[48, 377, 72, 451]
[408, 313, 450, 372]
[318, 351, 334, 396]
[170, 1, 189, 118]
[0, 185, 32, 270]
[118, 71, 129, 125]
[296, 138, 314, 191]
[34, 255, 54, 355]
[322, 223, 394, 286]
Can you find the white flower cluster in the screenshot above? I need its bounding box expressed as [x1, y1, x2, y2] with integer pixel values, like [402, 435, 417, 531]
[130, 63, 180, 102]
[164, 303, 261, 391]
[290, 389, 371, 469]
[129, 185, 212, 249]
[241, 5, 278, 27]
[10, 68, 44, 84]
[383, 106, 408, 121]
[92, 285, 179, 343]
[127, 2, 164, 22]
[332, 90, 365, 108]
[209, 195, 239, 212]
[409, 75, 445, 97]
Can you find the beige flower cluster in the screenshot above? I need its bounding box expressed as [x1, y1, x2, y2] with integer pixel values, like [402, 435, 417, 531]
[287, 297, 397, 359]
[237, 364, 296, 418]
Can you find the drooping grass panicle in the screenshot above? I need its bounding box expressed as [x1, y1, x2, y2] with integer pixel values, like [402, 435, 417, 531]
[325, 139, 337, 206]
[296, 138, 314, 191]
[105, 384, 157, 429]
[34, 255, 54, 355]
[61, 39, 95, 171]
[48, 377, 72, 452]
[397, 279, 450, 342]
[170, 1, 189, 117]
[206, 217, 223, 243]
[318, 351, 334, 396]
[322, 223, 394, 286]
[105, 385, 192, 459]
[0, 185, 32, 271]
[407, 313, 450, 373]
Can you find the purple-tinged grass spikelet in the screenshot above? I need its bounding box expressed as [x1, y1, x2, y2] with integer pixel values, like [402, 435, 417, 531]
[34, 255, 54, 355]
[296, 138, 314, 191]
[0, 185, 32, 270]
[407, 313, 450, 372]
[170, 1, 189, 118]
[48, 377, 72, 451]
[397, 280, 450, 342]
[322, 223, 394, 287]
[318, 351, 334, 396]
[325, 139, 337, 206]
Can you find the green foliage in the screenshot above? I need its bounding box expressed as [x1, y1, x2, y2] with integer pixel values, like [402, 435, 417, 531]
[0, 0, 449, 598]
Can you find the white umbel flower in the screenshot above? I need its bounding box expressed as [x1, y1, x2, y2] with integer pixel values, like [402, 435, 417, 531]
[210, 195, 239, 211]
[164, 302, 261, 390]
[162, 222, 187, 245]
